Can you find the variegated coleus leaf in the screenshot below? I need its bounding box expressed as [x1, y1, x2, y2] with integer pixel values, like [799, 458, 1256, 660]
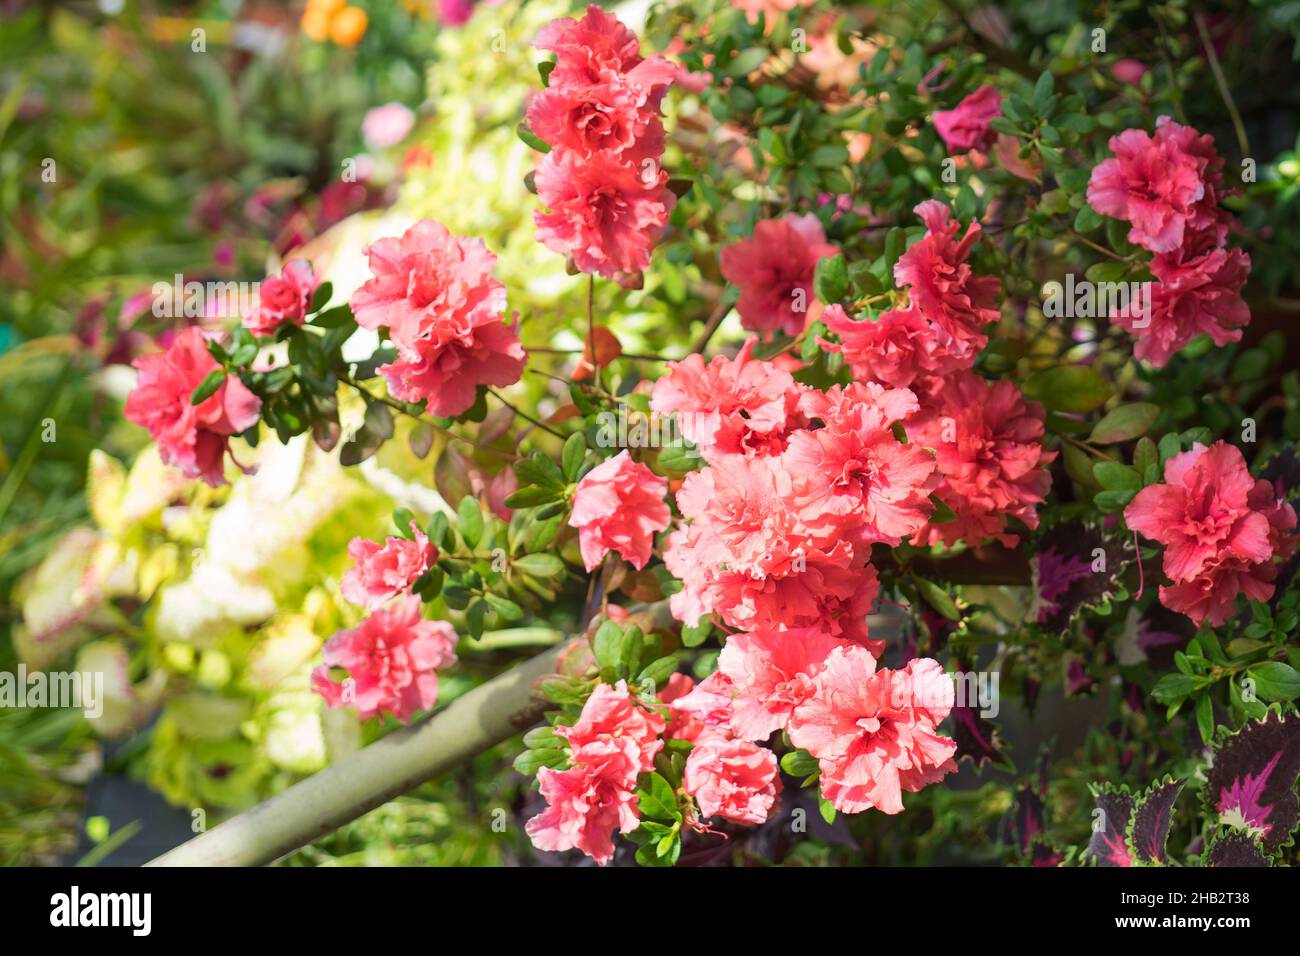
[1202, 830, 1271, 868]
[1202, 708, 1300, 857]
[1087, 786, 1137, 867]
[950, 662, 1008, 768]
[1128, 778, 1183, 865]
[1030, 520, 1134, 634]
[1086, 778, 1184, 866]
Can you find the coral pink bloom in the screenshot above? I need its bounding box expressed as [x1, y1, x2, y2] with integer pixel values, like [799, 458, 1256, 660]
[650, 338, 807, 461]
[533, 148, 675, 280]
[906, 371, 1054, 548]
[1159, 560, 1278, 628]
[661, 671, 735, 742]
[894, 200, 1001, 352]
[362, 102, 416, 150]
[559, 680, 666, 767]
[1112, 59, 1148, 87]
[664, 454, 881, 649]
[312, 596, 458, 723]
[527, 80, 665, 159]
[1126, 442, 1274, 582]
[786, 381, 937, 546]
[534, 5, 677, 107]
[717, 626, 847, 741]
[932, 85, 1002, 153]
[526, 680, 666, 865]
[243, 259, 318, 337]
[719, 214, 837, 337]
[340, 523, 438, 610]
[124, 327, 262, 486]
[1086, 117, 1225, 255]
[789, 647, 958, 814]
[526, 757, 641, 865]
[569, 451, 671, 571]
[684, 734, 780, 825]
[1125, 442, 1296, 625]
[1113, 245, 1250, 367]
[350, 220, 525, 417]
[730, 0, 816, 27]
[820, 304, 974, 388]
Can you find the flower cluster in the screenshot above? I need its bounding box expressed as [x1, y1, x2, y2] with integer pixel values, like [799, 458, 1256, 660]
[123, 327, 262, 487]
[529, 6, 677, 281]
[525, 681, 665, 865]
[568, 450, 670, 572]
[906, 371, 1055, 548]
[1125, 441, 1297, 625]
[312, 597, 458, 723]
[243, 260, 318, 337]
[349, 219, 526, 417]
[719, 214, 837, 337]
[1088, 117, 1250, 366]
[822, 200, 1000, 387]
[340, 523, 438, 610]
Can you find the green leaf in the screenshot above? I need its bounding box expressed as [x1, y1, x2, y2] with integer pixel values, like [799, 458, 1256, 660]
[1195, 693, 1215, 744]
[485, 594, 523, 622]
[512, 747, 566, 776]
[512, 553, 565, 578]
[818, 792, 837, 824]
[637, 772, 681, 822]
[190, 369, 226, 405]
[914, 577, 960, 621]
[1089, 403, 1159, 444]
[1093, 461, 1142, 491]
[657, 443, 700, 473]
[593, 620, 623, 671]
[310, 282, 333, 313]
[1246, 662, 1300, 702]
[561, 432, 586, 482]
[638, 655, 680, 688]
[1133, 436, 1158, 478]
[392, 508, 417, 537]
[1152, 672, 1199, 704]
[727, 47, 769, 77]
[813, 253, 849, 304]
[458, 496, 484, 549]
[681, 619, 711, 648]
[1022, 366, 1112, 413]
[516, 123, 551, 153]
[780, 749, 819, 777]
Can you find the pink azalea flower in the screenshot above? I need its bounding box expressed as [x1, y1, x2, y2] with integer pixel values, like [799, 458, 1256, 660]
[650, 337, 808, 461]
[243, 259, 318, 337]
[788, 647, 958, 814]
[526, 80, 665, 159]
[932, 85, 1002, 153]
[361, 102, 416, 150]
[1112, 244, 1251, 367]
[906, 371, 1055, 548]
[526, 680, 665, 865]
[312, 596, 458, 723]
[716, 626, 847, 741]
[819, 304, 975, 389]
[719, 214, 838, 337]
[534, 5, 677, 105]
[1125, 441, 1296, 624]
[340, 523, 438, 610]
[664, 453, 881, 649]
[894, 200, 1001, 352]
[1086, 117, 1226, 255]
[1112, 59, 1148, 87]
[349, 219, 526, 417]
[569, 450, 671, 571]
[684, 734, 780, 825]
[533, 148, 676, 280]
[124, 327, 262, 487]
[660, 671, 735, 742]
[785, 381, 937, 547]
[436, 0, 476, 27]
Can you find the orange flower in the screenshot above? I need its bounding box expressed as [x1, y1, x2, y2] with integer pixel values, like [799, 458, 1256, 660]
[329, 7, 368, 46]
